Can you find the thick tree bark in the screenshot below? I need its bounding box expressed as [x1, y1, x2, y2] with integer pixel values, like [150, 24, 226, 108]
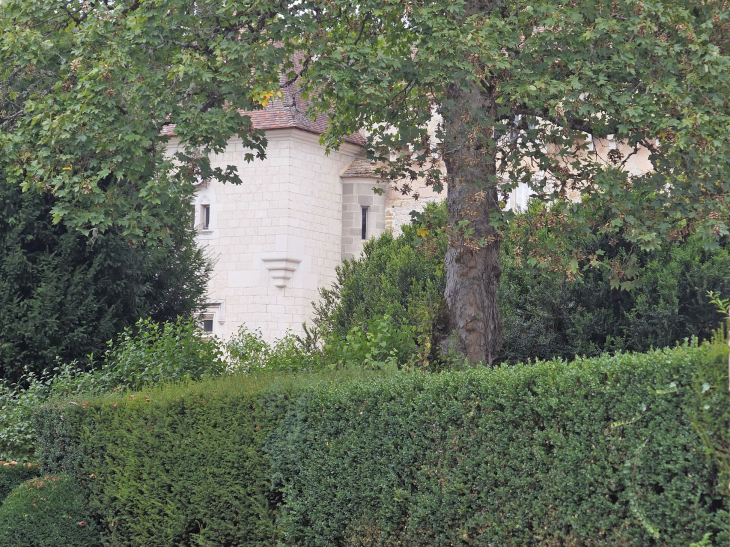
[439, 81, 503, 366]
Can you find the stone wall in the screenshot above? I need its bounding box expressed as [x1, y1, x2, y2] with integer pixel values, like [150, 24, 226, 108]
[340, 178, 387, 259]
[171, 129, 361, 342]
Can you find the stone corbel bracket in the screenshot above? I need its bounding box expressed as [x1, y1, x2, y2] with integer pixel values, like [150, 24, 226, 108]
[261, 255, 302, 288]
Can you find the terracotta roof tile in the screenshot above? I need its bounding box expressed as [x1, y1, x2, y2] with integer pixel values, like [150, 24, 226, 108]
[341, 157, 382, 178]
[161, 77, 365, 146]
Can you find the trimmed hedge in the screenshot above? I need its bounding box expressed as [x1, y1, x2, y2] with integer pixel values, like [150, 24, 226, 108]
[37, 344, 728, 546]
[37, 378, 292, 547]
[270, 343, 729, 546]
[0, 461, 39, 502]
[36, 370, 385, 547]
[0, 473, 102, 547]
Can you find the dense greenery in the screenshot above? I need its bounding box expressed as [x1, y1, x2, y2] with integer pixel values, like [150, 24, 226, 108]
[35, 341, 728, 546]
[0, 0, 286, 241]
[34, 370, 384, 547]
[283, 0, 730, 364]
[0, 474, 102, 547]
[0, 170, 210, 383]
[689, 330, 730, 500]
[313, 202, 730, 365]
[0, 462, 38, 502]
[3, 0, 729, 364]
[0, 318, 224, 462]
[226, 326, 325, 375]
[271, 343, 728, 547]
[314, 206, 447, 359]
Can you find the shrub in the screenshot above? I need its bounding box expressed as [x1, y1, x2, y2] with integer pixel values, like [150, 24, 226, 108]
[0, 318, 226, 463]
[499, 201, 730, 362]
[0, 374, 47, 462]
[270, 342, 729, 547]
[102, 317, 226, 391]
[314, 204, 447, 360]
[0, 362, 122, 462]
[0, 166, 211, 384]
[226, 326, 324, 374]
[226, 318, 420, 374]
[325, 315, 419, 371]
[0, 473, 101, 547]
[0, 462, 39, 502]
[314, 200, 730, 365]
[36, 343, 728, 547]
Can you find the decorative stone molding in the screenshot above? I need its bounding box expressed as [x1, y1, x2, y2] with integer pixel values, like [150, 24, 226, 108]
[261, 255, 302, 288]
[205, 300, 226, 324]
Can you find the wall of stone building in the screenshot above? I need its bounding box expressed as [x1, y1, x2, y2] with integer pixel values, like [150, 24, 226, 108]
[169, 127, 654, 343]
[382, 134, 654, 232]
[172, 129, 362, 342]
[340, 178, 387, 259]
[385, 196, 443, 237]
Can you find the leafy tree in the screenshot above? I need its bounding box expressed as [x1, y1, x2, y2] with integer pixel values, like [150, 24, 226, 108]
[282, 0, 730, 364]
[0, 0, 287, 241]
[0, 0, 284, 381]
[0, 167, 210, 383]
[3, 0, 729, 367]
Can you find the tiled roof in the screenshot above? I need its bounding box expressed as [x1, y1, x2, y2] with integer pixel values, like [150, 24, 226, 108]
[341, 157, 382, 178]
[245, 81, 366, 145]
[160, 80, 366, 146]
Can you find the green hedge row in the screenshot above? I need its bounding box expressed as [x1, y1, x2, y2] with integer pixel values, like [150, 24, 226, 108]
[270, 344, 729, 547]
[36, 344, 729, 546]
[0, 473, 102, 547]
[0, 462, 39, 502]
[36, 376, 297, 547]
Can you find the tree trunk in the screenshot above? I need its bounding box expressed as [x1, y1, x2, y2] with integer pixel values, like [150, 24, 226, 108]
[439, 81, 503, 366]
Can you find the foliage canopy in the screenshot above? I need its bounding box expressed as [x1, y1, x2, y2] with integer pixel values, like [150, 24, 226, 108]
[0, 0, 288, 241]
[282, 0, 730, 363]
[0, 168, 210, 383]
[286, 0, 730, 249]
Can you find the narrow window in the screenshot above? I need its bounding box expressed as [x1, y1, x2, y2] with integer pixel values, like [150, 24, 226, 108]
[201, 204, 210, 230]
[361, 207, 368, 240]
[191, 206, 196, 230]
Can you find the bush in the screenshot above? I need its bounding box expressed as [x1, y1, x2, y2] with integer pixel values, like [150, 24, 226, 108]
[0, 473, 101, 547]
[0, 462, 39, 502]
[103, 317, 226, 391]
[500, 213, 730, 362]
[226, 326, 324, 374]
[0, 167, 211, 384]
[0, 318, 226, 463]
[226, 318, 420, 374]
[314, 205, 447, 364]
[36, 343, 728, 547]
[314, 200, 730, 365]
[271, 342, 729, 547]
[0, 371, 51, 462]
[325, 315, 419, 371]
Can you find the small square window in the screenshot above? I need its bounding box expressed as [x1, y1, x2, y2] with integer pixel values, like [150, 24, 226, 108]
[202, 319, 214, 332]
